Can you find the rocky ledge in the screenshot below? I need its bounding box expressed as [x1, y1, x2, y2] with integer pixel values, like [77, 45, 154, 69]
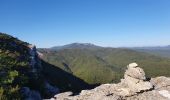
[51, 63, 170, 100]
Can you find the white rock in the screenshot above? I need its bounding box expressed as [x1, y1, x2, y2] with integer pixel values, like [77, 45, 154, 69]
[125, 67, 146, 80]
[159, 90, 170, 99]
[151, 76, 170, 89]
[54, 92, 73, 99]
[116, 88, 131, 96]
[128, 63, 138, 68]
[124, 75, 153, 93]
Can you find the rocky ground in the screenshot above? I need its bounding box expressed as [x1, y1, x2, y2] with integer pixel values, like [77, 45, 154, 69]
[50, 63, 170, 100]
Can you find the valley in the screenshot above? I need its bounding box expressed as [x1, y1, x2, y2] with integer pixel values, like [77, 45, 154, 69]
[38, 43, 170, 85]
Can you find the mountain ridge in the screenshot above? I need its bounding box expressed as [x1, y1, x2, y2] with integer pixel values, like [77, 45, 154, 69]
[50, 43, 103, 50]
[49, 43, 170, 50]
[129, 46, 170, 58]
[39, 43, 170, 85]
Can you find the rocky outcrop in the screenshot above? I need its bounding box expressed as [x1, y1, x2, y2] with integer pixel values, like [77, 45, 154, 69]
[28, 44, 42, 74]
[51, 63, 170, 100]
[21, 44, 60, 99]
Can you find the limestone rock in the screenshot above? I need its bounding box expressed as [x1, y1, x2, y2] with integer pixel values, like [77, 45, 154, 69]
[128, 63, 138, 68]
[158, 90, 170, 99]
[53, 92, 73, 100]
[126, 90, 169, 100]
[54, 85, 122, 100]
[51, 63, 170, 100]
[124, 75, 153, 93]
[151, 76, 170, 89]
[125, 63, 146, 80]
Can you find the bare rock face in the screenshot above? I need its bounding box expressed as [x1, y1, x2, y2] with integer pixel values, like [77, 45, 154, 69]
[51, 63, 170, 100]
[151, 76, 170, 90]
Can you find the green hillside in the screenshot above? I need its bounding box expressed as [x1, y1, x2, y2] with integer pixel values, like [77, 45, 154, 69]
[0, 33, 32, 99]
[39, 49, 120, 84]
[0, 33, 92, 99]
[39, 46, 170, 85]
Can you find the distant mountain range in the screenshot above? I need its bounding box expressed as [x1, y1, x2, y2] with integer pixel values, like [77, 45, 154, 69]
[38, 43, 170, 84]
[51, 43, 170, 52]
[50, 43, 102, 50]
[47, 43, 170, 58]
[128, 46, 170, 58]
[129, 45, 170, 50]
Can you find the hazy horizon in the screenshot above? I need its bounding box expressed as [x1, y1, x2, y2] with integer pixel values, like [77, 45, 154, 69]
[0, 0, 170, 48]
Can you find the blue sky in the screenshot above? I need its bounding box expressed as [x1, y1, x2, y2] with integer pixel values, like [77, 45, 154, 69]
[0, 0, 170, 48]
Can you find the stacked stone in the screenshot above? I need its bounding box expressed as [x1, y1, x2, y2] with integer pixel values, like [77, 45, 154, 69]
[123, 63, 153, 93]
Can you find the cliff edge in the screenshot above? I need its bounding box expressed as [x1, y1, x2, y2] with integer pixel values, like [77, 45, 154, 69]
[51, 63, 170, 100]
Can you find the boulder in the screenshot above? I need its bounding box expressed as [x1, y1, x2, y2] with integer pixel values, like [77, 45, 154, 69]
[124, 75, 153, 93]
[151, 76, 170, 89]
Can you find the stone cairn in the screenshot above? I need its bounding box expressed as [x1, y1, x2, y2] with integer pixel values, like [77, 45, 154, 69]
[117, 63, 153, 96]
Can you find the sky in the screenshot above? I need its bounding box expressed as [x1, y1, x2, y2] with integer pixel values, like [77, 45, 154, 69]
[0, 0, 170, 48]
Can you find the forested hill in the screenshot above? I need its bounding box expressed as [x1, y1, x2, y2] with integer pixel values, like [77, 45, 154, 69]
[39, 43, 170, 84]
[0, 32, 40, 99]
[50, 43, 102, 50]
[0, 33, 91, 99]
